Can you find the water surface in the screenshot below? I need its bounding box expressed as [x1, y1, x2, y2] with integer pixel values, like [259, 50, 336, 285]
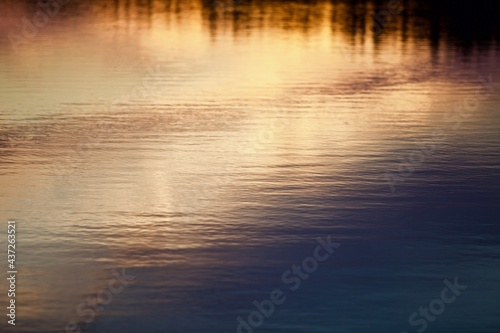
[0, 1, 499, 332]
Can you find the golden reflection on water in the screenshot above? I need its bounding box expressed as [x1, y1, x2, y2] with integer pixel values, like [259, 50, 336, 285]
[0, 1, 499, 332]
[1, 0, 447, 113]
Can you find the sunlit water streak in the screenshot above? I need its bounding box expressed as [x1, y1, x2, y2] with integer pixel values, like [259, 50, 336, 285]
[0, 1, 499, 332]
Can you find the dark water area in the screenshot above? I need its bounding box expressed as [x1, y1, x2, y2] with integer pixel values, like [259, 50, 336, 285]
[0, 1, 499, 332]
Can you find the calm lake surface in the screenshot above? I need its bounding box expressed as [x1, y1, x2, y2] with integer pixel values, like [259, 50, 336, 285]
[0, 0, 499, 332]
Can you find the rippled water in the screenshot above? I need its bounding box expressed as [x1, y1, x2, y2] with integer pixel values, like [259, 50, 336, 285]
[0, 1, 499, 332]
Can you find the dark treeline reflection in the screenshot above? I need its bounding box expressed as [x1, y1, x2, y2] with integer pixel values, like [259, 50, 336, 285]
[203, 0, 500, 44]
[2, 0, 500, 47]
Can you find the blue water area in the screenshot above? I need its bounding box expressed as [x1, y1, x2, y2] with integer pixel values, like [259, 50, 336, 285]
[0, 0, 499, 332]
